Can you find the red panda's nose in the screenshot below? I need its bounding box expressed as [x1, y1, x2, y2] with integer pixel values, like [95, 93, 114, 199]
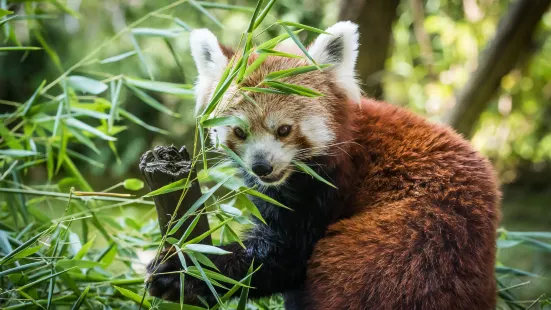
[252, 160, 273, 177]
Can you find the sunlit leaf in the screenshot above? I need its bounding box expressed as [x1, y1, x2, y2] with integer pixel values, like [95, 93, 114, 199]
[0, 8, 13, 18]
[185, 244, 231, 255]
[0, 149, 39, 157]
[66, 76, 108, 95]
[125, 77, 194, 97]
[113, 285, 151, 309]
[65, 118, 116, 141]
[123, 178, 144, 191]
[144, 178, 191, 198]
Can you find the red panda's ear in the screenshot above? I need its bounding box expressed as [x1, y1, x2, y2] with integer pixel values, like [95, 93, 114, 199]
[190, 29, 230, 115]
[308, 21, 361, 103]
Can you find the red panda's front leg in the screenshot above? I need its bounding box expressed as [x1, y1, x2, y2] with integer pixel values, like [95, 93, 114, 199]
[146, 226, 311, 306]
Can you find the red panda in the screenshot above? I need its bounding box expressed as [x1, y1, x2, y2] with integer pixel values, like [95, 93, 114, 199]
[147, 21, 500, 310]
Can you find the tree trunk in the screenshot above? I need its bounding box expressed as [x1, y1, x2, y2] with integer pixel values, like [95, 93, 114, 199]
[444, 0, 551, 138]
[338, 0, 400, 99]
[139, 145, 211, 245]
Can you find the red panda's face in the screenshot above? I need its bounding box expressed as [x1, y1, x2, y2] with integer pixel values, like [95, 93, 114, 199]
[190, 22, 360, 186]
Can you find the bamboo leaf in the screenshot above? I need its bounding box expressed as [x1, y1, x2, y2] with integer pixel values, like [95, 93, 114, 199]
[246, 0, 263, 32]
[21, 80, 46, 116]
[65, 118, 116, 141]
[183, 175, 232, 218]
[131, 27, 185, 38]
[237, 194, 266, 224]
[294, 160, 336, 188]
[17, 267, 76, 291]
[253, 0, 277, 30]
[144, 178, 191, 198]
[495, 265, 540, 277]
[99, 51, 137, 64]
[240, 86, 285, 95]
[125, 83, 180, 117]
[118, 108, 170, 135]
[264, 64, 332, 80]
[0, 46, 42, 51]
[66, 76, 108, 95]
[201, 116, 248, 130]
[123, 178, 144, 191]
[71, 285, 90, 310]
[188, 254, 222, 305]
[201, 64, 242, 117]
[131, 34, 154, 80]
[188, 0, 223, 28]
[264, 81, 323, 97]
[173, 18, 192, 31]
[113, 285, 151, 309]
[125, 77, 194, 97]
[255, 30, 302, 50]
[236, 261, 254, 310]
[240, 187, 290, 210]
[56, 259, 103, 269]
[0, 8, 13, 18]
[185, 244, 231, 255]
[0, 149, 39, 157]
[73, 236, 96, 260]
[278, 21, 331, 34]
[220, 144, 249, 172]
[256, 48, 301, 59]
[0, 229, 48, 265]
[280, 24, 318, 67]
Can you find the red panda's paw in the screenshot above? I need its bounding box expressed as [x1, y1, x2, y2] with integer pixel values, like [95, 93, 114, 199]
[145, 248, 210, 305]
[145, 248, 183, 302]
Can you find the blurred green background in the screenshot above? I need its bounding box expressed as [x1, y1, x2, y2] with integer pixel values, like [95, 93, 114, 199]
[1, 0, 551, 309]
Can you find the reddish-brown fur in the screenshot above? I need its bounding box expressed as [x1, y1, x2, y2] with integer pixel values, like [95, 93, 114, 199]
[304, 98, 500, 309]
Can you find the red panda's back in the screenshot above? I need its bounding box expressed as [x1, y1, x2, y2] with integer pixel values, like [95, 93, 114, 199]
[305, 99, 500, 310]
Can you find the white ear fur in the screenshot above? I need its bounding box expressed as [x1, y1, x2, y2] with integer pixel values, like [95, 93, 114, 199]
[308, 21, 361, 103]
[190, 29, 229, 114]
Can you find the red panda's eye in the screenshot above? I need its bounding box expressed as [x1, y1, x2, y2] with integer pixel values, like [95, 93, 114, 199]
[277, 125, 292, 137]
[234, 127, 247, 140]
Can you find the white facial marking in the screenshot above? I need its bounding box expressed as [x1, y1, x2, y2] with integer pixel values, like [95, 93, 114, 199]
[300, 115, 336, 153]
